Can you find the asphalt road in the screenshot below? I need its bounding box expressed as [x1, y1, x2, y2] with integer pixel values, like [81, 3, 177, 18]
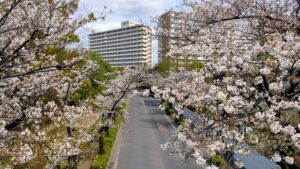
[115, 96, 201, 169]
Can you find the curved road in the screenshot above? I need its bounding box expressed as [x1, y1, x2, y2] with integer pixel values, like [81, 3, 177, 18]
[114, 96, 201, 169]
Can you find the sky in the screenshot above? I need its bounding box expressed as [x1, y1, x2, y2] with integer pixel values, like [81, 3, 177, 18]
[76, 0, 182, 65]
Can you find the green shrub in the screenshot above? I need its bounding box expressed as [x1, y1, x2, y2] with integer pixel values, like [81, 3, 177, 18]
[73, 52, 116, 103]
[91, 128, 118, 169]
[204, 77, 214, 84]
[114, 116, 122, 126]
[175, 117, 185, 126]
[163, 102, 186, 126]
[259, 52, 274, 61]
[153, 59, 170, 75]
[165, 106, 176, 116]
[186, 60, 204, 71]
[207, 155, 225, 167]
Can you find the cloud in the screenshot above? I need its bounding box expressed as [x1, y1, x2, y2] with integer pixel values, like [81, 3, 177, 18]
[86, 22, 120, 32]
[77, 0, 182, 34]
[78, 0, 172, 21]
[77, 0, 182, 65]
[112, 0, 164, 18]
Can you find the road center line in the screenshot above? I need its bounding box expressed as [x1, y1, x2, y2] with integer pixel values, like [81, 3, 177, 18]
[114, 150, 120, 169]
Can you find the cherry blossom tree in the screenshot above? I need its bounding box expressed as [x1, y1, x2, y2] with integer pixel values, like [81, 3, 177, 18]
[0, 0, 110, 168]
[149, 0, 300, 168]
[95, 67, 146, 119]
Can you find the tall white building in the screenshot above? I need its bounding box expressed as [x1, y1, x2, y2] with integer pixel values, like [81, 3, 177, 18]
[89, 21, 152, 67]
[158, 10, 208, 70]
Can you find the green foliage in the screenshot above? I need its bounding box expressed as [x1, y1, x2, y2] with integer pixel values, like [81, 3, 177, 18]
[207, 155, 225, 167]
[55, 49, 80, 65]
[114, 116, 122, 126]
[206, 155, 233, 169]
[89, 52, 115, 81]
[175, 117, 185, 126]
[88, 12, 96, 20]
[200, 106, 209, 114]
[186, 105, 197, 112]
[13, 164, 27, 169]
[259, 52, 274, 61]
[280, 110, 300, 127]
[154, 57, 204, 72]
[91, 128, 119, 169]
[46, 46, 86, 70]
[153, 59, 170, 74]
[165, 106, 176, 116]
[91, 154, 106, 169]
[114, 102, 127, 126]
[119, 102, 127, 115]
[204, 77, 214, 84]
[74, 80, 100, 101]
[0, 157, 12, 168]
[73, 52, 115, 103]
[59, 1, 76, 17]
[59, 160, 69, 169]
[161, 101, 168, 108]
[113, 66, 125, 72]
[89, 102, 126, 169]
[58, 159, 77, 169]
[163, 102, 185, 125]
[186, 60, 204, 71]
[45, 46, 60, 55]
[36, 30, 47, 39]
[88, 119, 102, 135]
[40, 87, 61, 105]
[61, 33, 80, 43]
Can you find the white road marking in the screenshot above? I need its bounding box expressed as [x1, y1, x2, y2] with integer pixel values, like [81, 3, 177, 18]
[114, 150, 120, 169]
[114, 97, 131, 169]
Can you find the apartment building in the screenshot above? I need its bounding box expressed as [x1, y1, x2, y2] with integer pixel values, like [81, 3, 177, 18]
[89, 21, 152, 67]
[158, 10, 176, 63]
[158, 11, 207, 71]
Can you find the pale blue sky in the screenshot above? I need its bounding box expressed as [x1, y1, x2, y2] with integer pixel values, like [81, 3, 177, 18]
[76, 0, 182, 65]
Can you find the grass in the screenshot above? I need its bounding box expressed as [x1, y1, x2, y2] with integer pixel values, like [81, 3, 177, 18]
[207, 155, 225, 166]
[114, 116, 122, 126]
[89, 101, 127, 169]
[90, 127, 119, 169]
[207, 155, 233, 169]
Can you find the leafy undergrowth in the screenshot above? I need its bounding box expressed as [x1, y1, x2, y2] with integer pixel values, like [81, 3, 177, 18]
[91, 127, 118, 169]
[207, 155, 232, 169]
[163, 102, 185, 126]
[90, 101, 126, 169]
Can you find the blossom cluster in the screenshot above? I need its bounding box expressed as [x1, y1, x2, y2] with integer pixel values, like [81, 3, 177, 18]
[0, 0, 109, 167]
[150, 0, 300, 168]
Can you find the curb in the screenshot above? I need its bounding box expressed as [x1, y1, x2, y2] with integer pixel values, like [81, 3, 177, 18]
[107, 122, 124, 169]
[106, 97, 130, 169]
